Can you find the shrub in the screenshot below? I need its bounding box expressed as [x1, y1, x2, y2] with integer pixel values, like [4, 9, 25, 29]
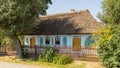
[38, 47, 72, 65]
[94, 24, 120, 68]
[39, 47, 55, 62]
[21, 46, 28, 58]
[53, 54, 72, 65]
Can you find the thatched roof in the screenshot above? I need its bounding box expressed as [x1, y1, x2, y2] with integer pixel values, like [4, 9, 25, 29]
[28, 9, 102, 35]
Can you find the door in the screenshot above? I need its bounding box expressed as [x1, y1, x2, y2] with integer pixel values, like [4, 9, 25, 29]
[73, 38, 81, 51]
[30, 37, 35, 47]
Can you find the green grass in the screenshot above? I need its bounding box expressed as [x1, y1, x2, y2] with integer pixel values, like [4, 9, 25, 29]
[0, 56, 86, 68]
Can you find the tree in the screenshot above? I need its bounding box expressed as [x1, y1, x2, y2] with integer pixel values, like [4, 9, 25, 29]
[96, 0, 120, 67]
[98, 0, 120, 24]
[94, 25, 120, 68]
[0, 0, 52, 58]
[0, 28, 5, 45]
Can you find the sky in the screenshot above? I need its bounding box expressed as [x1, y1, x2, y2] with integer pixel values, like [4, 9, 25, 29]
[46, 0, 102, 21]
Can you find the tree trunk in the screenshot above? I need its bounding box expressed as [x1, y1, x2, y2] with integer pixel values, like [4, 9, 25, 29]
[34, 44, 38, 58]
[13, 36, 23, 58]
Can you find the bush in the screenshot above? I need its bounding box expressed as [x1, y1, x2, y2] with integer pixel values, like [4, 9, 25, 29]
[38, 47, 72, 65]
[39, 47, 55, 62]
[21, 46, 28, 58]
[53, 54, 72, 65]
[94, 24, 120, 68]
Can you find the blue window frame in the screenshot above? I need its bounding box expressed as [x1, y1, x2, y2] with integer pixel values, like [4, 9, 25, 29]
[25, 37, 29, 44]
[85, 36, 95, 46]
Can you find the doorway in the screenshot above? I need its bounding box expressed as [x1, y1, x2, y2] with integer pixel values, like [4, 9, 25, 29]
[73, 38, 81, 51]
[30, 37, 35, 47]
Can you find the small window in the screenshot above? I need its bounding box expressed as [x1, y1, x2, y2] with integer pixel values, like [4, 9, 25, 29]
[26, 37, 29, 44]
[55, 37, 60, 45]
[45, 38, 50, 44]
[63, 37, 67, 45]
[40, 37, 43, 45]
[85, 36, 95, 46]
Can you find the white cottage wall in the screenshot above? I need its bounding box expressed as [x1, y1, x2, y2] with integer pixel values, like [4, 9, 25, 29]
[60, 36, 63, 46]
[24, 34, 91, 46]
[35, 36, 40, 46]
[67, 36, 73, 46]
[59, 35, 73, 46]
[81, 34, 91, 46]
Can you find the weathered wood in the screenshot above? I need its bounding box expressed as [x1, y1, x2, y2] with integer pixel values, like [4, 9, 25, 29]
[0, 46, 6, 55]
[0, 45, 16, 56]
[73, 38, 81, 51]
[24, 45, 99, 61]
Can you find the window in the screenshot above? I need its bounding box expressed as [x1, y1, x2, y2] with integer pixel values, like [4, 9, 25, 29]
[55, 37, 60, 45]
[45, 38, 50, 44]
[40, 37, 43, 45]
[85, 36, 95, 46]
[63, 37, 67, 45]
[25, 37, 29, 44]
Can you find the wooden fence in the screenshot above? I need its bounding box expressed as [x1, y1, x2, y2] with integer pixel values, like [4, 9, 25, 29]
[0, 46, 6, 55]
[0, 45, 99, 61]
[24, 46, 99, 61]
[0, 45, 16, 56]
[54, 46, 99, 61]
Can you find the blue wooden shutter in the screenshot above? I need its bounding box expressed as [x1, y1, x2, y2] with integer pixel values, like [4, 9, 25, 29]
[63, 37, 67, 46]
[40, 37, 43, 45]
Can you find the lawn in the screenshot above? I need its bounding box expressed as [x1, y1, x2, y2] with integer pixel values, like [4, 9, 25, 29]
[0, 56, 103, 68]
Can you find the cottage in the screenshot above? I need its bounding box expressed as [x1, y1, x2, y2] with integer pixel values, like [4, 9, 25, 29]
[24, 9, 101, 54]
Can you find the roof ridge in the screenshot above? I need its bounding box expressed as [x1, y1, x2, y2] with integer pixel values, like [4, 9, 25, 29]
[40, 9, 89, 18]
[25, 9, 102, 35]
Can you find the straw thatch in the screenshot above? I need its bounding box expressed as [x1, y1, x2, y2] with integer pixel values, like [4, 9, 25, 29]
[28, 9, 102, 35]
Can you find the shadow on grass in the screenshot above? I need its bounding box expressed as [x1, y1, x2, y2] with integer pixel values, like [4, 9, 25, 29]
[21, 57, 39, 62]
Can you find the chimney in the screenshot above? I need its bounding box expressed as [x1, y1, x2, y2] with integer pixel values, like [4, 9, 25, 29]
[70, 9, 75, 13]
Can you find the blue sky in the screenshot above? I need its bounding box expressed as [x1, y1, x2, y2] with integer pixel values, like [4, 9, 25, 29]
[47, 0, 102, 21]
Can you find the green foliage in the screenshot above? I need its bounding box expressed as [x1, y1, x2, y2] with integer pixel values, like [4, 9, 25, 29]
[0, 0, 52, 36]
[97, 0, 120, 67]
[0, 28, 13, 45]
[53, 54, 72, 65]
[1, 37, 13, 45]
[21, 46, 28, 58]
[0, 28, 5, 44]
[38, 47, 72, 65]
[94, 24, 120, 68]
[39, 47, 55, 62]
[18, 36, 24, 46]
[0, 0, 52, 58]
[85, 36, 95, 46]
[98, 0, 120, 24]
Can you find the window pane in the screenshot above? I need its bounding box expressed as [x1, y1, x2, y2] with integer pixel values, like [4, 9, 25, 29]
[26, 37, 29, 44]
[46, 38, 50, 44]
[55, 37, 60, 45]
[85, 36, 95, 46]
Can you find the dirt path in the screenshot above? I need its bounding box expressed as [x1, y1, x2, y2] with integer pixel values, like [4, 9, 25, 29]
[85, 61, 103, 68]
[0, 62, 41, 68]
